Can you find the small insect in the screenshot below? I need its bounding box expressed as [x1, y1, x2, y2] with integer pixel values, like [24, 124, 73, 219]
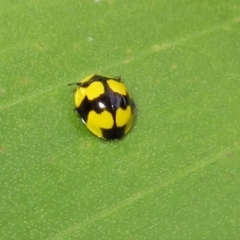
[68, 74, 135, 140]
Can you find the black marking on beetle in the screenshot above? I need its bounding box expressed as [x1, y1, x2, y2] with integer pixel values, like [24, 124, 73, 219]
[74, 96, 92, 124]
[101, 125, 126, 140]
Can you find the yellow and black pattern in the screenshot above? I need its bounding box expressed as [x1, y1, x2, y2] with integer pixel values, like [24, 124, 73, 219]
[69, 74, 135, 140]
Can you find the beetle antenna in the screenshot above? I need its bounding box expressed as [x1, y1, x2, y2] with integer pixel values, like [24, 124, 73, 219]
[67, 83, 80, 86]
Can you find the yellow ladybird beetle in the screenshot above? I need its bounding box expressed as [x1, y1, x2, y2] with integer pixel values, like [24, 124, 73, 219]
[68, 74, 135, 140]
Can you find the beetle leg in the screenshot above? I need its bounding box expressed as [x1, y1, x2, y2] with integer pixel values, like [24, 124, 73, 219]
[114, 76, 121, 82]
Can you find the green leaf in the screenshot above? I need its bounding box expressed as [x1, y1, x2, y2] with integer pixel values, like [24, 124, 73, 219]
[1, 0, 240, 239]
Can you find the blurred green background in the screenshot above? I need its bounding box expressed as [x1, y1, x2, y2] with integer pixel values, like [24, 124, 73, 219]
[1, 0, 240, 239]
